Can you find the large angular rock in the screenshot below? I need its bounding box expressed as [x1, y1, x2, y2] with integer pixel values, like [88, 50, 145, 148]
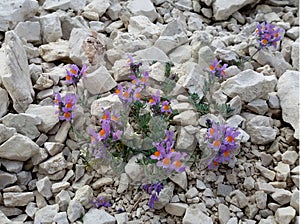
[67, 199, 85, 222]
[40, 13, 63, 43]
[291, 38, 299, 70]
[135, 46, 169, 63]
[165, 203, 188, 217]
[221, 70, 277, 103]
[213, 0, 258, 21]
[69, 28, 106, 68]
[127, 0, 158, 22]
[25, 104, 59, 133]
[84, 0, 109, 17]
[1, 113, 41, 139]
[183, 204, 213, 224]
[3, 192, 34, 207]
[83, 66, 117, 95]
[275, 206, 296, 224]
[0, 134, 39, 161]
[14, 21, 41, 43]
[83, 208, 116, 224]
[39, 40, 71, 62]
[0, 0, 39, 32]
[0, 31, 34, 112]
[155, 20, 188, 54]
[0, 88, 9, 118]
[128, 15, 162, 39]
[43, 0, 86, 11]
[0, 171, 17, 190]
[245, 115, 276, 145]
[34, 204, 59, 224]
[91, 94, 123, 117]
[277, 70, 299, 139]
[0, 124, 16, 144]
[38, 152, 68, 175]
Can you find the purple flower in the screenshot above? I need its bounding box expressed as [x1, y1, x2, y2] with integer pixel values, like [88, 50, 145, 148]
[208, 59, 228, 78]
[90, 196, 111, 208]
[142, 182, 164, 209]
[53, 92, 78, 122]
[148, 91, 161, 106]
[99, 120, 111, 140]
[133, 87, 142, 102]
[112, 130, 123, 140]
[65, 64, 87, 87]
[161, 100, 172, 113]
[255, 22, 283, 49]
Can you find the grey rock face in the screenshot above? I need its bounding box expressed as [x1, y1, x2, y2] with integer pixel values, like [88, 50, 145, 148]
[83, 208, 116, 224]
[0, 31, 34, 112]
[3, 192, 34, 207]
[0, 88, 9, 118]
[39, 40, 70, 63]
[40, 13, 63, 43]
[127, 0, 158, 22]
[38, 152, 68, 175]
[183, 204, 213, 224]
[0, 124, 16, 145]
[0, 171, 17, 190]
[67, 199, 85, 222]
[277, 70, 299, 139]
[34, 204, 59, 224]
[14, 21, 41, 43]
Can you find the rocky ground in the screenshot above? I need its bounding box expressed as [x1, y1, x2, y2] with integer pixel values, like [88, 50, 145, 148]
[0, 0, 299, 223]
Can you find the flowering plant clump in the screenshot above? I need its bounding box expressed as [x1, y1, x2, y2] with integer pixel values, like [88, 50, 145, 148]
[90, 196, 111, 208]
[205, 119, 240, 170]
[255, 22, 283, 49]
[65, 64, 87, 87]
[142, 182, 164, 208]
[53, 92, 78, 122]
[208, 59, 228, 78]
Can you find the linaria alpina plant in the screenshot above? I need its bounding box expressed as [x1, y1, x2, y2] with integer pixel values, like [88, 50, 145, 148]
[142, 182, 164, 209]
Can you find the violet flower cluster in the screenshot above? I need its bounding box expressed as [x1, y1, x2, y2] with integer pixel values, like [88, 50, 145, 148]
[255, 22, 283, 49]
[142, 182, 164, 209]
[206, 120, 240, 169]
[208, 59, 228, 78]
[65, 64, 87, 87]
[53, 92, 78, 122]
[148, 91, 172, 114]
[150, 130, 186, 173]
[89, 109, 122, 159]
[90, 196, 111, 208]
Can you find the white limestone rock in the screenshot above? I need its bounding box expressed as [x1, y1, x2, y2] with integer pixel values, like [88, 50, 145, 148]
[213, 0, 258, 21]
[128, 15, 162, 39]
[169, 45, 192, 64]
[135, 46, 170, 63]
[0, 31, 34, 113]
[0, 88, 9, 118]
[271, 189, 292, 205]
[291, 38, 299, 70]
[277, 70, 299, 139]
[155, 20, 188, 54]
[0, 124, 16, 145]
[0, 133, 39, 161]
[74, 185, 93, 208]
[221, 69, 277, 103]
[183, 204, 213, 224]
[83, 208, 116, 224]
[83, 66, 117, 95]
[39, 40, 70, 62]
[0, 171, 17, 190]
[275, 206, 296, 224]
[127, 0, 158, 22]
[38, 152, 68, 175]
[117, 173, 129, 194]
[14, 21, 41, 43]
[40, 13, 63, 43]
[84, 0, 110, 17]
[34, 204, 59, 224]
[1, 113, 41, 139]
[91, 94, 123, 118]
[67, 199, 85, 222]
[69, 28, 106, 68]
[36, 176, 53, 199]
[3, 192, 34, 207]
[43, 0, 86, 11]
[0, 0, 39, 32]
[247, 99, 268, 115]
[165, 203, 188, 217]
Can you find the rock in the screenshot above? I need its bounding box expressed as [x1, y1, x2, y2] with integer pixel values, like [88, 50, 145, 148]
[286, 27, 299, 40]
[54, 121, 71, 143]
[83, 66, 116, 95]
[290, 190, 299, 213]
[213, 0, 257, 21]
[125, 154, 145, 184]
[135, 46, 170, 63]
[186, 187, 199, 199]
[38, 152, 68, 175]
[282, 151, 298, 165]
[255, 191, 267, 209]
[74, 185, 93, 207]
[0, 0, 39, 32]
[53, 212, 69, 224]
[128, 15, 162, 39]
[170, 45, 192, 64]
[198, 46, 215, 70]
[127, 0, 158, 22]
[275, 206, 296, 224]
[44, 142, 64, 156]
[114, 212, 128, 224]
[274, 162, 290, 181]
[175, 126, 197, 152]
[271, 189, 292, 205]
[34, 204, 59, 224]
[33, 74, 54, 90]
[107, 0, 121, 20]
[14, 21, 41, 43]
[39, 40, 70, 62]
[0, 88, 9, 118]
[0, 31, 34, 112]
[165, 203, 188, 216]
[154, 183, 174, 210]
[227, 217, 238, 224]
[92, 177, 114, 189]
[1, 159, 23, 173]
[196, 179, 206, 190]
[247, 99, 268, 115]
[217, 184, 233, 197]
[0, 210, 10, 224]
[55, 190, 71, 211]
[0, 133, 39, 161]
[183, 204, 213, 224]
[117, 173, 129, 194]
[277, 70, 299, 139]
[245, 115, 276, 145]
[36, 176, 53, 199]
[268, 92, 280, 109]
[218, 203, 230, 224]
[43, 0, 86, 11]
[25, 202, 38, 218]
[260, 152, 273, 167]
[230, 190, 248, 208]
[25, 104, 59, 133]
[255, 162, 276, 181]
[91, 94, 123, 118]
[83, 208, 116, 224]
[221, 69, 277, 103]
[52, 182, 70, 193]
[0, 171, 17, 190]
[67, 199, 85, 222]
[1, 113, 41, 140]
[40, 13, 63, 43]
[243, 176, 255, 190]
[0, 124, 16, 145]
[84, 0, 110, 18]
[256, 182, 276, 194]
[227, 96, 242, 115]
[155, 20, 188, 54]
[3, 192, 34, 207]
[291, 39, 299, 70]
[173, 110, 199, 126]
[69, 28, 106, 69]
[169, 172, 187, 190]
